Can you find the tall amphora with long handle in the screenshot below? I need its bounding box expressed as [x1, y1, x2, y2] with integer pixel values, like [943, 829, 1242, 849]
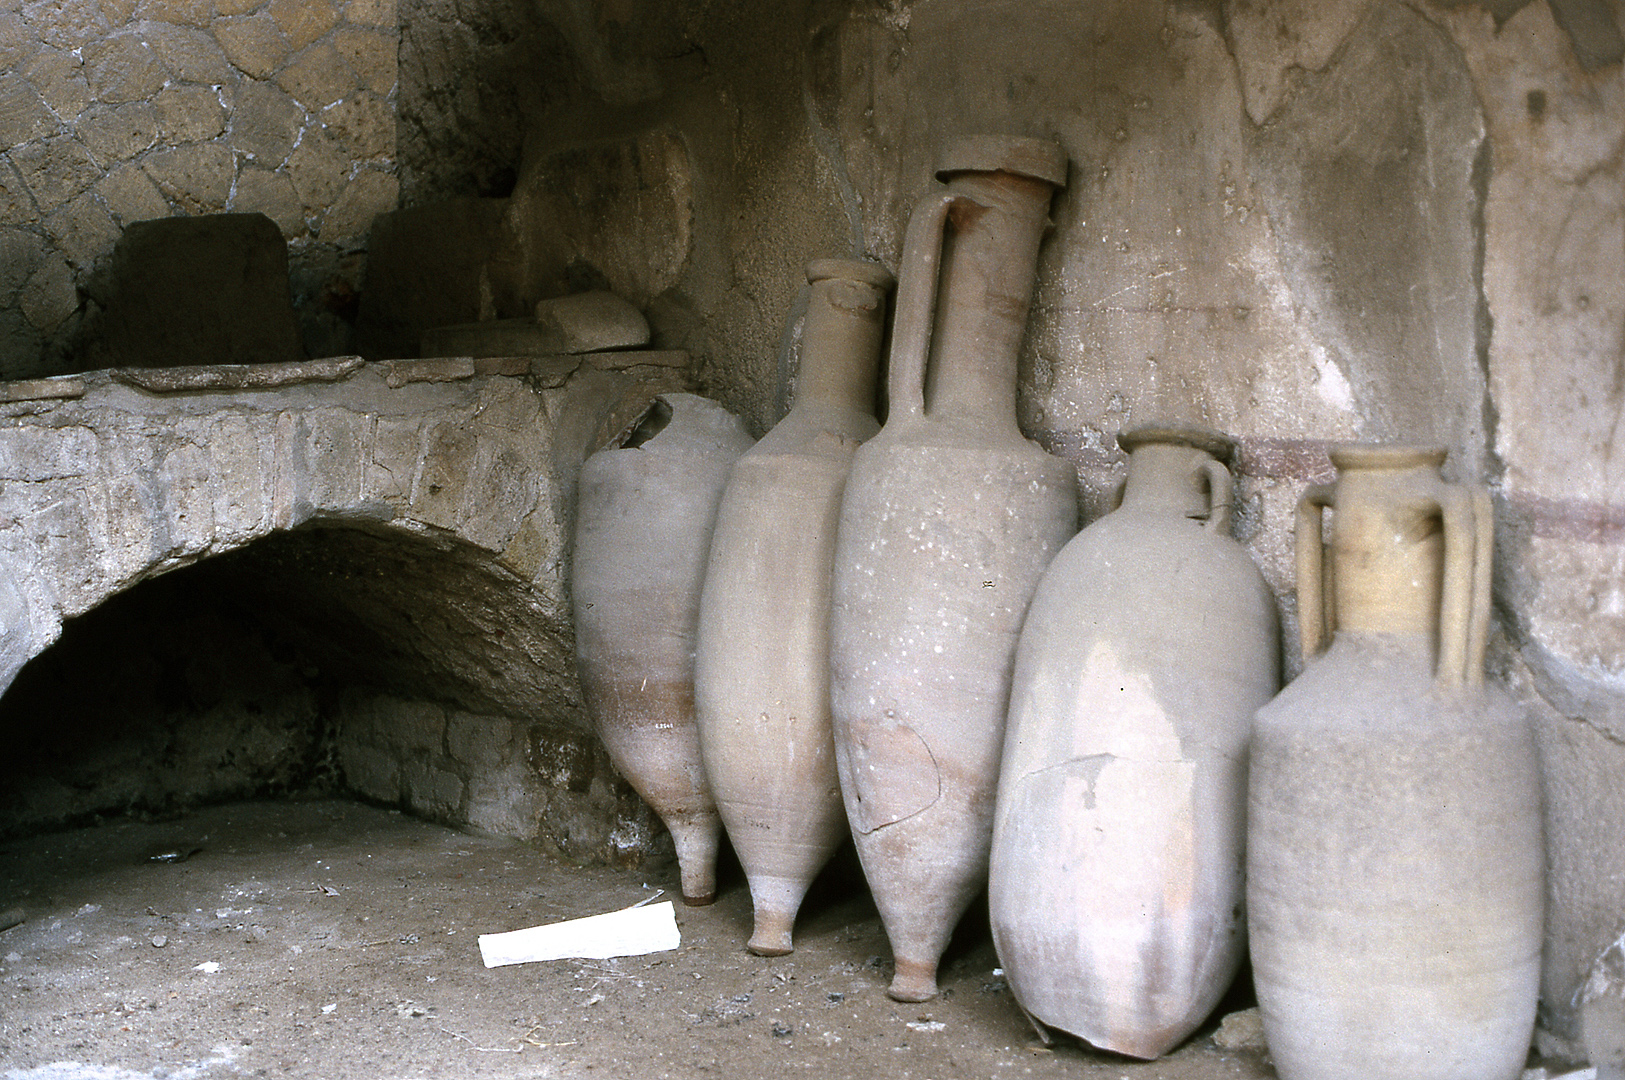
[1248, 444, 1543, 1080]
[829, 135, 1078, 1003]
[695, 258, 893, 956]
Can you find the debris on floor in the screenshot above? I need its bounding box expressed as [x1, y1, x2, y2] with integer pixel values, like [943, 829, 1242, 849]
[1213, 1007, 1267, 1052]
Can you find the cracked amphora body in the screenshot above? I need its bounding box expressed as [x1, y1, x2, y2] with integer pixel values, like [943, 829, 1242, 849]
[989, 425, 1279, 1058]
[572, 393, 754, 905]
[695, 259, 894, 956]
[829, 136, 1078, 1003]
[1248, 445, 1543, 1080]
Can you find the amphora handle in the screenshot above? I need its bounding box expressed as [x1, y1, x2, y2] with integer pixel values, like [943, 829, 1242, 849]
[1200, 459, 1233, 536]
[887, 187, 981, 421]
[1295, 483, 1337, 663]
[1295, 474, 1493, 688]
[1447, 483, 1493, 689]
[1467, 486, 1493, 688]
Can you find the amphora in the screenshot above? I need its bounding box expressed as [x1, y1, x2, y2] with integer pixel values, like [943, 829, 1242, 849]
[572, 393, 754, 905]
[695, 259, 894, 955]
[990, 425, 1279, 1058]
[1248, 444, 1543, 1080]
[829, 135, 1078, 1002]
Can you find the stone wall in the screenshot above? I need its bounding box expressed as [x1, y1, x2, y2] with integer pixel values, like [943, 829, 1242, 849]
[335, 688, 664, 865]
[395, 0, 856, 405]
[0, 0, 400, 377]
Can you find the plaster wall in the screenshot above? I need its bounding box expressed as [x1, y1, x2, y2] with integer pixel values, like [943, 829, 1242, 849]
[0, 0, 400, 376]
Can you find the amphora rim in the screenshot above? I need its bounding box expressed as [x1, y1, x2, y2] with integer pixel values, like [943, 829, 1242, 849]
[1117, 423, 1236, 463]
[1328, 443, 1448, 471]
[807, 258, 896, 291]
[935, 135, 1068, 187]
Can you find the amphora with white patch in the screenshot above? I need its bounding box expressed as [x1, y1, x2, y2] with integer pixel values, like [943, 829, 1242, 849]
[990, 425, 1279, 1058]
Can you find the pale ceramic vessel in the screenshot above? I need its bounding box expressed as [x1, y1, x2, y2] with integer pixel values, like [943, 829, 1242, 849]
[829, 135, 1078, 1003]
[695, 258, 893, 955]
[572, 392, 754, 905]
[990, 425, 1279, 1058]
[1249, 444, 1543, 1080]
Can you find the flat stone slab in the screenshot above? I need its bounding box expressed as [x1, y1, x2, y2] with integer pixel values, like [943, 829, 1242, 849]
[584, 349, 688, 371]
[0, 377, 86, 403]
[110, 356, 366, 393]
[421, 319, 566, 359]
[421, 292, 652, 359]
[385, 356, 478, 387]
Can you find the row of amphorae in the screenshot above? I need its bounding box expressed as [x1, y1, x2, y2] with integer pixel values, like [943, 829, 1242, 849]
[570, 135, 1543, 1080]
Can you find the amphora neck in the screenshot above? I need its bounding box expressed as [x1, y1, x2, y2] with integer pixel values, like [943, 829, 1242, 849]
[792, 259, 893, 417]
[1117, 426, 1235, 526]
[921, 169, 1057, 429]
[1297, 443, 1492, 688]
[1326, 447, 1451, 644]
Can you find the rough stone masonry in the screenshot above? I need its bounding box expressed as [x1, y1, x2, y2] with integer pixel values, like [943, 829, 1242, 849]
[0, 349, 690, 862]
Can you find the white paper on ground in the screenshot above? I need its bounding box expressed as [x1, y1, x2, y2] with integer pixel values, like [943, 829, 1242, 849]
[478, 899, 681, 967]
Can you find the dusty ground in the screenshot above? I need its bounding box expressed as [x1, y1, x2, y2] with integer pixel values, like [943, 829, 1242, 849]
[0, 798, 1281, 1079]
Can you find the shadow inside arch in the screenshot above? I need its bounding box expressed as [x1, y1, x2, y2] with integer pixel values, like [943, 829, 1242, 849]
[0, 519, 626, 848]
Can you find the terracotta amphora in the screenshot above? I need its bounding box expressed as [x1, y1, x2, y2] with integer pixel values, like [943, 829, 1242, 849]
[1248, 444, 1543, 1080]
[572, 392, 755, 905]
[828, 135, 1078, 1003]
[989, 425, 1280, 1058]
[694, 259, 894, 955]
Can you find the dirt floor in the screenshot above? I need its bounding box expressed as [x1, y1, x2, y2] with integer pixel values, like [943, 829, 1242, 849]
[0, 797, 1282, 1079]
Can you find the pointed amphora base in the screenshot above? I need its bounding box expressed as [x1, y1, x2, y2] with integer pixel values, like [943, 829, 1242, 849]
[746, 907, 796, 957]
[666, 815, 722, 907]
[888, 957, 941, 1003]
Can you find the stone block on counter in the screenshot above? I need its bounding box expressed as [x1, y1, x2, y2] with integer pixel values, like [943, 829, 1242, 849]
[84, 212, 305, 368]
[533, 290, 649, 353]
